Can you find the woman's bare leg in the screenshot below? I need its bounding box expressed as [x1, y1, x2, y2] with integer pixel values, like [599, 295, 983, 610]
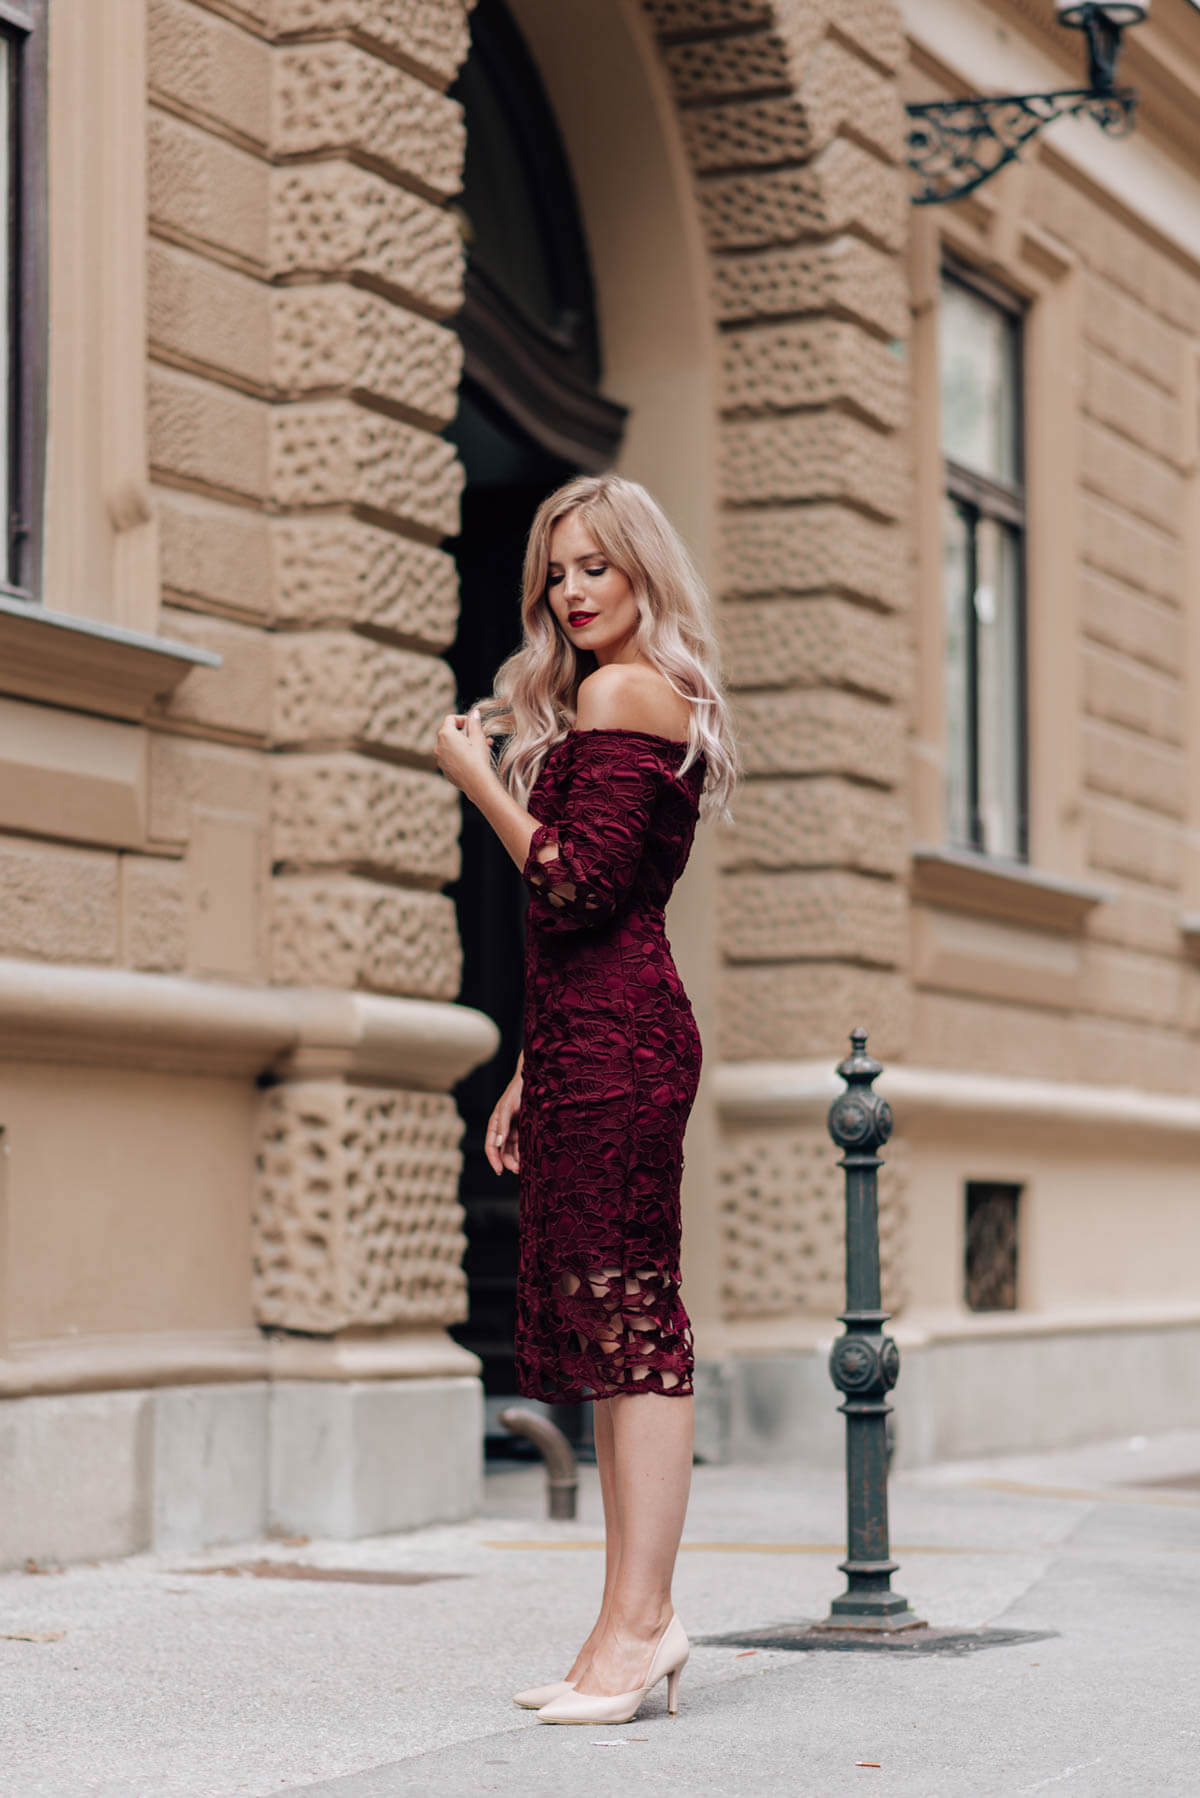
[570, 1390, 693, 1696]
[564, 1397, 621, 1681]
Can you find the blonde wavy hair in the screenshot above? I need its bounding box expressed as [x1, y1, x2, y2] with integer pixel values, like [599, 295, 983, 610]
[475, 474, 737, 819]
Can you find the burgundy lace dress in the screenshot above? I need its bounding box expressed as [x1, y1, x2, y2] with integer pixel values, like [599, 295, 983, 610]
[514, 727, 705, 1404]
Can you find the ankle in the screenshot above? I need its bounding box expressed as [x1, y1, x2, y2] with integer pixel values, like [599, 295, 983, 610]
[609, 1601, 674, 1642]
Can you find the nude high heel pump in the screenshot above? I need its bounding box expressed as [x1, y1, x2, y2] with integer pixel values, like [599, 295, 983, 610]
[513, 1678, 575, 1710]
[535, 1616, 689, 1725]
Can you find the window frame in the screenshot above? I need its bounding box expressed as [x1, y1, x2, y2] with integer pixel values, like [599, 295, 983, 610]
[0, 0, 46, 603]
[939, 256, 1030, 864]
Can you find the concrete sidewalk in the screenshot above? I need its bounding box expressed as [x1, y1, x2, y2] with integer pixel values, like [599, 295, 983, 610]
[3, 1429, 1199, 1798]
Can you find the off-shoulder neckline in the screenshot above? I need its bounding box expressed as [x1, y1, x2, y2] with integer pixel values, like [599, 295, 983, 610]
[565, 726, 692, 749]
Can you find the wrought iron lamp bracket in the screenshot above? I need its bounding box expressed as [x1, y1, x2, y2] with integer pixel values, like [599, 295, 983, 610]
[907, 86, 1136, 206]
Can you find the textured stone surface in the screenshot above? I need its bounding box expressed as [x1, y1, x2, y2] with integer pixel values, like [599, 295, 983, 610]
[269, 400, 464, 535]
[269, 163, 464, 315]
[253, 1081, 467, 1331]
[271, 516, 458, 645]
[1080, 496, 1185, 607]
[718, 1123, 908, 1319]
[1081, 575, 1183, 678]
[148, 240, 270, 390]
[720, 595, 908, 697]
[1082, 645, 1183, 745]
[644, 1, 775, 34]
[799, 35, 903, 162]
[1081, 418, 1185, 539]
[148, 0, 271, 146]
[149, 366, 270, 501]
[714, 235, 907, 339]
[120, 854, 188, 974]
[722, 504, 904, 608]
[156, 608, 273, 738]
[271, 286, 461, 422]
[699, 138, 906, 253]
[721, 319, 906, 428]
[272, 754, 460, 883]
[272, 44, 465, 200]
[720, 963, 910, 1061]
[272, 634, 455, 757]
[663, 25, 792, 106]
[270, 874, 460, 996]
[157, 490, 273, 619]
[147, 736, 270, 848]
[720, 410, 905, 516]
[1084, 797, 1181, 889]
[1082, 720, 1187, 819]
[734, 689, 904, 781]
[720, 869, 905, 965]
[148, 109, 269, 269]
[720, 777, 907, 877]
[682, 94, 812, 174]
[0, 841, 119, 964]
[272, 0, 472, 87]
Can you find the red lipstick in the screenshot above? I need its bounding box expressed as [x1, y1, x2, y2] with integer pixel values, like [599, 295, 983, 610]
[567, 611, 598, 628]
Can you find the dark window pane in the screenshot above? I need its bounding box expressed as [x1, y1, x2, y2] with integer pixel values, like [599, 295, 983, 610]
[943, 495, 972, 851]
[965, 1183, 1020, 1311]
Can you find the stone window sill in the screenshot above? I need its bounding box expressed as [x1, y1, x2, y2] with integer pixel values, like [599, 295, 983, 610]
[1181, 913, 1200, 958]
[910, 845, 1111, 935]
[0, 592, 219, 722]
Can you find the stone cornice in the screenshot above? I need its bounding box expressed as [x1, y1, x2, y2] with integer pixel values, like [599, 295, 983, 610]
[910, 846, 1111, 934]
[0, 594, 220, 722]
[0, 958, 499, 1087]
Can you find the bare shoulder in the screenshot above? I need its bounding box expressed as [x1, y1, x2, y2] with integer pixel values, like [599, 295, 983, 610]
[575, 663, 691, 739]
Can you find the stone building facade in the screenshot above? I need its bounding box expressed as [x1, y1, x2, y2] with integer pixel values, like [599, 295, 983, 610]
[1, 0, 1198, 1564]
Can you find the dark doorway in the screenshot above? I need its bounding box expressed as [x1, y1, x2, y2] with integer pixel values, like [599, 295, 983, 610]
[445, 0, 627, 1457]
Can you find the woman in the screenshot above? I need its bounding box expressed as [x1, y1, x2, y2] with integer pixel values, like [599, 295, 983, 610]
[435, 473, 736, 1725]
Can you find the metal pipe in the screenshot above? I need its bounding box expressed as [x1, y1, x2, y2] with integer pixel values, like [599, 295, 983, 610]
[498, 1407, 579, 1520]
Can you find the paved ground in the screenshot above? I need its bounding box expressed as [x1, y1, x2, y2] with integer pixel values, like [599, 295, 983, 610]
[3, 1428, 1200, 1798]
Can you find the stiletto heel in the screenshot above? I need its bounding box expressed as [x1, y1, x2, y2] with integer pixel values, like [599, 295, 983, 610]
[535, 1616, 690, 1725]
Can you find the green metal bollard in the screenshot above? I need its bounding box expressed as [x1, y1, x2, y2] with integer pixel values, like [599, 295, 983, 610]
[814, 1028, 924, 1633]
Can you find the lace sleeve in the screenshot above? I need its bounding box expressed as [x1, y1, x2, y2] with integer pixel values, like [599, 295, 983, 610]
[522, 736, 662, 933]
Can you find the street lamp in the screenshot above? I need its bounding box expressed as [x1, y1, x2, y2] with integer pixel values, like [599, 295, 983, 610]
[907, 2, 1151, 205]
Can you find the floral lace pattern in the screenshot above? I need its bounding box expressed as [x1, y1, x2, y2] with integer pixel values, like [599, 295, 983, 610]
[515, 729, 705, 1403]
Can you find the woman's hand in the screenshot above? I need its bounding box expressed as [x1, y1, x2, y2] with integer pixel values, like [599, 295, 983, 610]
[485, 1069, 522, 1176]
[436, 708, 495, 801]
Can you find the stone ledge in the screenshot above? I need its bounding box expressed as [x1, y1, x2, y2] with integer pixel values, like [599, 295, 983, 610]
[1181, 912, 1200, 957]
[0, 594, 220, 722]
[0, 957, 497, 1085]
[910, 845, 1111, 934]
[712, 1058, 1200, 1145]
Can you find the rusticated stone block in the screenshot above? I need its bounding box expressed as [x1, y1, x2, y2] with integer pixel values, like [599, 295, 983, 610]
[911, 988, 1075, 1085]
[149, 365, 270, 501]
[714, 235, 906, 340]
[699, 137, 905, 252]
[120, 855, 187, 974]
[272, 0, 471, 88]
[156, 606, 273, 737]
[1080, 497, 1184, 607]
[734, 689, 904, 782]
[1081, 574, 1182, 678]
[719, 962, 909, 1061]
[718, 1123, 908, 1319]
[1083, 349, 1183, 469]
[645, 1, 773, 34]
[720, 596, 908, 700]
[148, 109, 269, 269]
[1081, 941, 1181, 1030]
[722, 504, 904, 609]
[271, 287, 461, 424]
[270, 873, 460, 998]
[270, 400, 464, 536]
[1081, 272, 1182, 397]
[719, 776, 907, 876]
[0, 840, 119, 964]
[1081, 418, 1184, 538]
[1082, 645, 1184, 745]
[272, 44, 464, 201]
[682, 95, 811, 175]
[148, 0, 271, 147]
[1082, 720, 1187, 819]
[720, 869, 905, 965]
[721, 319, 906, 430]
[272, 633, 455, 757]
[147, 736, 270, 847]
[720, 410, 905, 517]
[819, 0, 905, 74]
[148, 240, 270, 390]
[271, 516, 458, 645]
[253, 1080, 467, 1332]
[664, 27, 793, 106]
[269, 163, 463, 316]
[800, 35, 903, 163]
[1083, 796, 1181, 889]
[272, 753, 460, 883]
[158, 489, 273, 619]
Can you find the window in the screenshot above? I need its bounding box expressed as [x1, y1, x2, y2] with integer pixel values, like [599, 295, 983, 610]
[0, 1, 46, 601]
[964, 1182, 1021, 1312]
[939, 267, 1027, 861]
